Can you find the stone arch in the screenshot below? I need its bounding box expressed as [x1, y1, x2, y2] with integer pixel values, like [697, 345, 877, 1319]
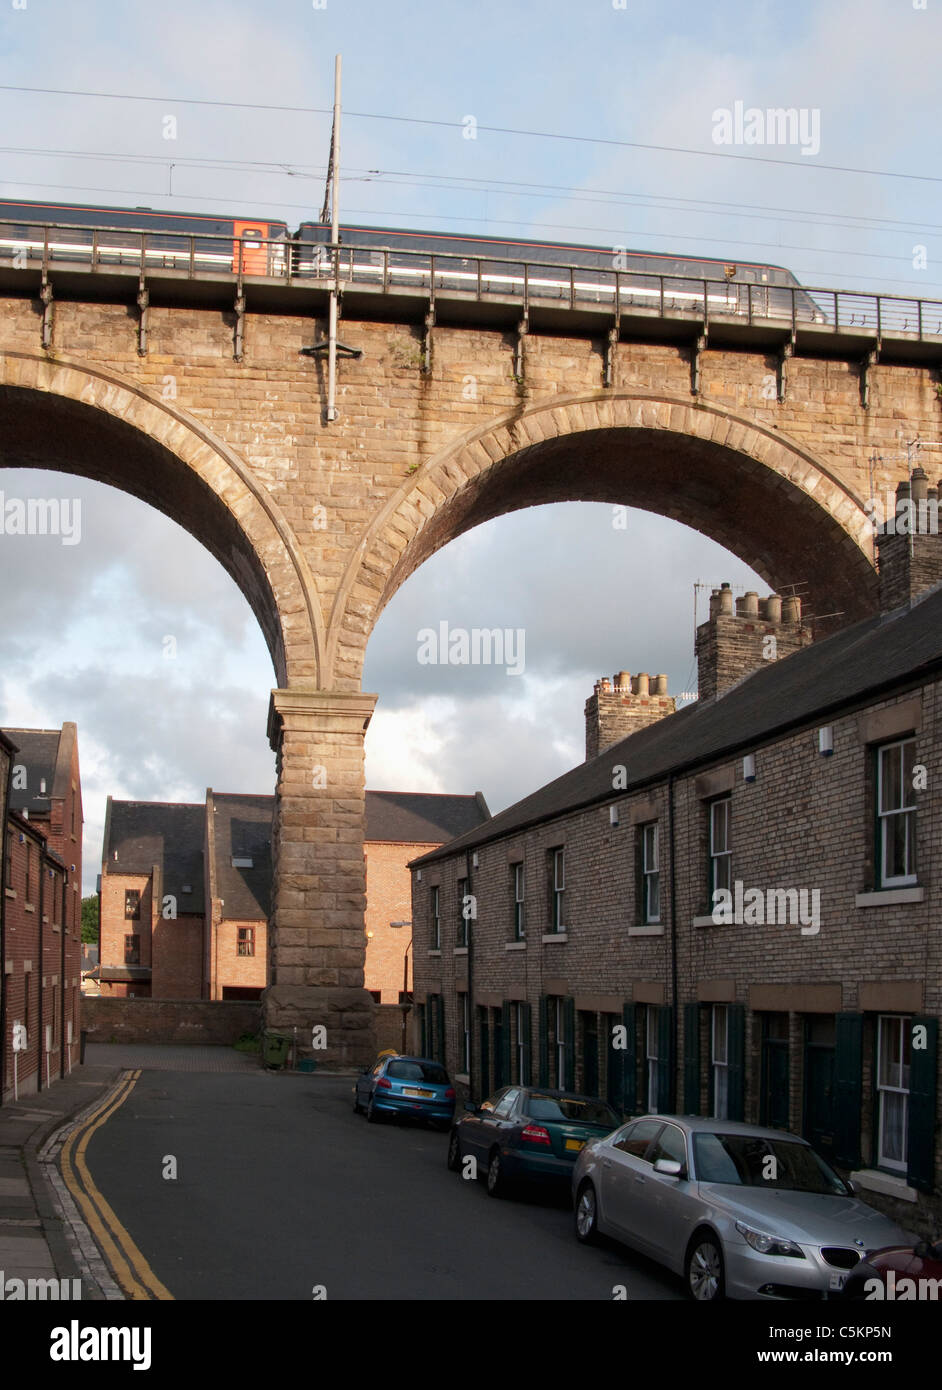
[0, 351, 324, 686]
[329, 391, 879, 680]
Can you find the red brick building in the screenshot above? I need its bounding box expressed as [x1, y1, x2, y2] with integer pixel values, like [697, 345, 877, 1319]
[99, 787, 488, 1005]
[1, 723, 83, 1101]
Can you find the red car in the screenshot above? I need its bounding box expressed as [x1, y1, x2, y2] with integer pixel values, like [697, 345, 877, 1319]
[844, 1238, 942, 1300]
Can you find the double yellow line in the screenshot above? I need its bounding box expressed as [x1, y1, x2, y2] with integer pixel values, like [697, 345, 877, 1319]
[60, 1069, 174, 1301]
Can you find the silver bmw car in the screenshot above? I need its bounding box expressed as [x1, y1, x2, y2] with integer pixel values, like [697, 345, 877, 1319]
[572, 1114, 914, 1300]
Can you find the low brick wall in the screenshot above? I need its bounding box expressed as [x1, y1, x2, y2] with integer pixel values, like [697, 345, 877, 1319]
[82, 997, 260, 1046]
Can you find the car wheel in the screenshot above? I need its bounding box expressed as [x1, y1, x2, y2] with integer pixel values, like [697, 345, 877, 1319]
[486, 1147, 507, 1198]
[367, 1096, 383, 1124]
[574, 1182, 599, 1244]
[686, 1232, 725, 1301]
[447, 1129, 462, 1171]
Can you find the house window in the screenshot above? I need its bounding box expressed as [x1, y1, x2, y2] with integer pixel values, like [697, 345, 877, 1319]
[515, 1002, 529, 1084]
[712, 1005, 729, 1119]
[459, 992, 470, 1074]
[237, 927, 255, 957]
[877, 1014, 911, 1171]
[554, 996, 567, 1087]
[646, 1007, 659, 1113]
[876, 739, 917, 887]
[642, 822, 660, 923]
[124, 889, 141, 921]
[549, 848, 565, 932]
[709, 798, 732, 901]
[124, 934, 140, 965]
[456, 877, 469, 948]
[430, 886, 440, 950]
[513, 863, 525, 939]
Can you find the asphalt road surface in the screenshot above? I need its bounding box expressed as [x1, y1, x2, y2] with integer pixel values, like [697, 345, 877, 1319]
[84, 1069, 683, 1301]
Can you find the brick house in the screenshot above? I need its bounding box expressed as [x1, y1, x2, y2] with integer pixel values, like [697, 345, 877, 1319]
[411, 471, 942, 1236]
[1, 724, 83, 1100]
[99, 787, 488, 1005]
[100, 798, 205, 999]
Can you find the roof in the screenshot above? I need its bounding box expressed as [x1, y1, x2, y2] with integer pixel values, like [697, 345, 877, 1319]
[365, 790, 490, 844]
[103, 799, 205, 905]
[207, 793, 273, 920]
[3, 728, 60, 817]
[412, 584, 942, 867]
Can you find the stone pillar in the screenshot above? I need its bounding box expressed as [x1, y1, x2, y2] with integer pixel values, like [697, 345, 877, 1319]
[265, 686, 378, 1067]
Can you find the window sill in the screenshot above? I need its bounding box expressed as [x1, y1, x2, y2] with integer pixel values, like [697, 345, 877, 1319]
[4, 888, 15, 899]
[542, 932, 568, 943]
[849, 1168, 917, 1203]
[454, 1073, 470, 1085]
[855, 887, 924, 907]
[453, 947, 468, 956]
[628, 923, 664, 936]
[505, 940, 526, 951]
[24, 903, 35, 914]
[692, 914, 719, 928]
[427, 949, 441, 957]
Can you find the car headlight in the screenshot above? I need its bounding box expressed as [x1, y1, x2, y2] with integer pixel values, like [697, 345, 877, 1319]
[735, 1221, 806, 1259]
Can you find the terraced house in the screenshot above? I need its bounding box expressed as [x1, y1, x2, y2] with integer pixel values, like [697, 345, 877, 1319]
[411, 470, 942, 1235]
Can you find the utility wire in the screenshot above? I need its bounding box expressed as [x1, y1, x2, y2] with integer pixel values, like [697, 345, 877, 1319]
[1, 83, 941, 185]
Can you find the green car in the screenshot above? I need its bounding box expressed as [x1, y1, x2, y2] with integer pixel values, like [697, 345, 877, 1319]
[447, 1086, 622, 1197]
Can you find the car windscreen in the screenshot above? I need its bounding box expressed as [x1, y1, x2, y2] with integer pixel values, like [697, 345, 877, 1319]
[526, 1095, 620, 1128]
[693, 1132, 849, 1194]
[386, 1060, 448, 1084]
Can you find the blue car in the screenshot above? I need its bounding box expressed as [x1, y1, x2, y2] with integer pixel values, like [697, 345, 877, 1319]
[353, 1054, 456, 1130]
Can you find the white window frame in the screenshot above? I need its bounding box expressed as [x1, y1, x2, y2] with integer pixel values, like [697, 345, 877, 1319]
[646, 1007, 659, 1113]
[876, 1014, 910, 1172]
[712, 1004, 729, 1120]
[460, 992, 471, 1074]
[555, 996, 566, 1088]
[551, 848, 565, 932]
[877, 739, 917, 888]
[515, 1001, 528, 1084]
[430, 886, 440, 950]
[513, 863, 525, 939]
[642, 822, 660, 924]
[709, 798, 732, 900]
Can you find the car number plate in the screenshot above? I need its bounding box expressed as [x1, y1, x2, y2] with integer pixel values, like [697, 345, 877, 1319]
[403, 1087, 433, 1098]
[565, 1138, 585, 1152]
[829, 1272, 847, 1291]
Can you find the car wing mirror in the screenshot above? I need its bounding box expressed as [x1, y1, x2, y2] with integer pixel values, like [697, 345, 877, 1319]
[463, 1101, 478, 1114]
[653, 1158, 683, 1177]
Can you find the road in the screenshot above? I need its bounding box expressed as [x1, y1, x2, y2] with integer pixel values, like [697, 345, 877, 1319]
[81, 1067, 683, 1301]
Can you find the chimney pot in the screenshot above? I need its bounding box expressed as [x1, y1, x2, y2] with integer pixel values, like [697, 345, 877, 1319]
[635, 673, 649, 695]
[782, 596, 800, 623]
[653, 673, 668, 695]
[743, 590, 759, 616]
[764, 594, 782, 623]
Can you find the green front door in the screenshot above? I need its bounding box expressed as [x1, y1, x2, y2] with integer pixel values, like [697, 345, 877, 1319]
[804, 1016, 836, 1158]
[581, 1012, 599, 1096]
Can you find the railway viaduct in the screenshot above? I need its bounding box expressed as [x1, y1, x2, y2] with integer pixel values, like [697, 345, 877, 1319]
[1, 258, 941, 1064]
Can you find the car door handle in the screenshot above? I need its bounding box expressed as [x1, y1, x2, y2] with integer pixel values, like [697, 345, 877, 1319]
[635, 1175, 645, 1184]
[603, 1159, 612, 1169]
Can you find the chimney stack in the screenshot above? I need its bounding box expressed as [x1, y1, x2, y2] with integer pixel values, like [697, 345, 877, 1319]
[695, 583, 813, 701]
[585, 671, 675, 761]
[876, 469, 942, 611]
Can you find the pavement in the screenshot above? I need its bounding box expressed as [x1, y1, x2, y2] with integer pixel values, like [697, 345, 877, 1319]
[0, 1043, 263, 1299]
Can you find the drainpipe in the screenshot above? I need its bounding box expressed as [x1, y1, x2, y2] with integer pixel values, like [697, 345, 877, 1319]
[38, 834, 44, 1093]
[466, 849, 474, 1102]
[668, 770, 679, 1110]
[60, 866, 66, 1079]
[0, 752, 14, 1107]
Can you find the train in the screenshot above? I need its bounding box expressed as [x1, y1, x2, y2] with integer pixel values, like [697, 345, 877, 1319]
[0, 196, 824, 321]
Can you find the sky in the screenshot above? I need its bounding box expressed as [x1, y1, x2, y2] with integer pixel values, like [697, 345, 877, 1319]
[0, 0, 939, 890]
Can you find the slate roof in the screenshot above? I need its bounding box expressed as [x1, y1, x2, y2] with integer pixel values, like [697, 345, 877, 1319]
[3, 728, 60, 817]
[103, 800, 205, 907]
[365, 790, 490, 844]
[208, 793, 273, 921]
[411, 585, 942, 867]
